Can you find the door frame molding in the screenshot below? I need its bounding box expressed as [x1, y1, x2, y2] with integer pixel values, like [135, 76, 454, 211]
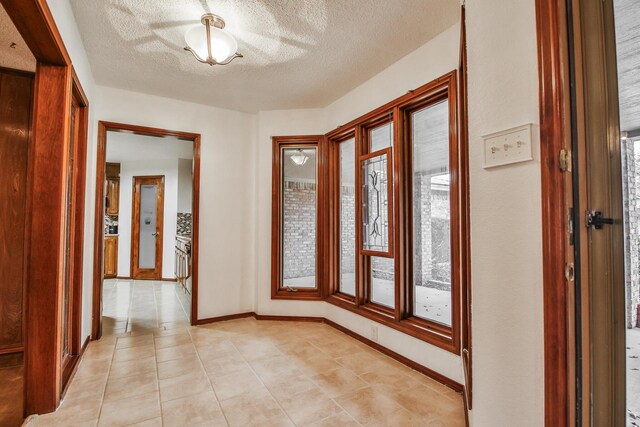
[131, 175, 165, 280]
[535, 0, 572, 424]
[0, 0, 89, 415]
[92, 121, 201, 340]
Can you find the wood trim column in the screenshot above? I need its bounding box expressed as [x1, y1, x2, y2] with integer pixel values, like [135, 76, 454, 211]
[535, 0, 571, 424]
[24, 63, 72, 414]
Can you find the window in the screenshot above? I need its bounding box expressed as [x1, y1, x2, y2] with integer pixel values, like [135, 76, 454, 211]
[339, 138, 356, 297]
[411, 100, 453, 326]
[271, 136, 324, 300]
[272, 71, 467, 353]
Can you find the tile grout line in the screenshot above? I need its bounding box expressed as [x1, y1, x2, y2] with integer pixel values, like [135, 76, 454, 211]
[172, 281, 191, 325]
[151, 327, 164, 427]
[95, 336, 123, 425]
[186, 326, 232, 427]
[228, 340, 298, 425]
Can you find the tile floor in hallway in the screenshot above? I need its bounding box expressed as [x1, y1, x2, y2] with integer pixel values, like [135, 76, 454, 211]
[27, 280, 464, 427]
[101, 279, 192, 335]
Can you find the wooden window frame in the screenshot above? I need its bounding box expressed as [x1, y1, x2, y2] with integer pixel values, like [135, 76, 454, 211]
[271, 135, 326, 300]
[328, 130, 359, 301]
[324, 71, 464, 354]
[271, 72, 466, 352]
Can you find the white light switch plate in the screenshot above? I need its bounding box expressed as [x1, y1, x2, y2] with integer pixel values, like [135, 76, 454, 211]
[483, 124, 533, 168]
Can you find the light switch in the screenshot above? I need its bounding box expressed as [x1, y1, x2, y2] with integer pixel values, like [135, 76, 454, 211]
[483, 124, 533, 168]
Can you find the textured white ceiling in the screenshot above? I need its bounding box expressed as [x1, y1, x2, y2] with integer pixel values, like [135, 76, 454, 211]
[615, 0, 640, 132]
[69, 0, 460, 112]
[0, 3, 36, 72]
[106, 132, 194, 163]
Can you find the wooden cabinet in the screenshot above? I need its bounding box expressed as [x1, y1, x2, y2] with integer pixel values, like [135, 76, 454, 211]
[104, 236, 118, 278]
[105, 179, 120, 215]
[105, 162, 120, 215]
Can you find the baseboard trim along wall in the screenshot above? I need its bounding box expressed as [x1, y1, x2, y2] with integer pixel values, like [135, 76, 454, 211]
[196, 312, 465, 395]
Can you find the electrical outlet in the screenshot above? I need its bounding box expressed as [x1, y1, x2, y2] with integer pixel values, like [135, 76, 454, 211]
[370, 325, 378, 342]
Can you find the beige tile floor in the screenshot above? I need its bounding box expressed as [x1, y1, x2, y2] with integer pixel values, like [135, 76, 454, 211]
[27, 280, 464, 426]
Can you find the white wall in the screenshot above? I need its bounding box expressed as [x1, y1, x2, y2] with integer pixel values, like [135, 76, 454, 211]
[466, 0, 543, 425]
[46, 0, 97, 344]
[117, 159, 179, 279]
[93, 87, 257, 320]
[177, 158, 193, 213]
[254, 24, 465, 385]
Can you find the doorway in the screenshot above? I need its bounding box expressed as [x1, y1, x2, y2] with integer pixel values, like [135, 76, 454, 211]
[132, 176, 165, 280]
[537, 0, 639, 424]
[92, 122, 201, 340]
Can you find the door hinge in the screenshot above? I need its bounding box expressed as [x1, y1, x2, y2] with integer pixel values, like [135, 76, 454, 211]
[586, 210, 614, 229]
[559, 148, 571, 172]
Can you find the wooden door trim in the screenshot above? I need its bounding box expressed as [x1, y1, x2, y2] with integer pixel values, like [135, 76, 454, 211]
[0, 0, 70, 66]
[0, 0, 90, 415]
[60, 72, 89, 391]
[131, 175, 165, 280]
[535, 0, 572, 424]
[92, 122, 201, 339]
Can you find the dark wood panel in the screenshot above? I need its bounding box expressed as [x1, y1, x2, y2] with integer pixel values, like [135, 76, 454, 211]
[0, 70, 33, 352]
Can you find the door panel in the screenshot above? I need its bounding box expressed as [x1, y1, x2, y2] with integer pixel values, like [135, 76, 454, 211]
[567, 0, 627, 424]
[132, 176, 164, 280]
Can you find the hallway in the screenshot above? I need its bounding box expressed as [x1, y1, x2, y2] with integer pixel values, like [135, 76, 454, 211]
[102, 279, 191, 336]
[26, 280, 464, 426]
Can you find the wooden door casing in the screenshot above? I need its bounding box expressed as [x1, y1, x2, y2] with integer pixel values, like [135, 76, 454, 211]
[131, 176, 165, 280]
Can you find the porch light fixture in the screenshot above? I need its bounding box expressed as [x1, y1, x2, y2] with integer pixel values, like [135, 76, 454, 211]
[184, 13, 242, 66]
[290, 149, 309, 166]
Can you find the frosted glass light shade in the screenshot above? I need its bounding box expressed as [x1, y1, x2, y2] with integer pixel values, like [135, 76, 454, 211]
[184, 25, 238, 63]
[290, 150, 309, 166]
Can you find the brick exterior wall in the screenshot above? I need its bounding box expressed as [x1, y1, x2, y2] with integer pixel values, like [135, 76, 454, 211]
[283, 175, 452, 292]
[413, 173, 451, 290]
[623, 140, 640, 328]
[282, 181, 316, 279]
[340, 186, 356, 274]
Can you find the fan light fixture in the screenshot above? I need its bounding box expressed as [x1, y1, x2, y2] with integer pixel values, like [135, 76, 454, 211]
[290, 149, 309, 166]
[184, 13, 242, 66]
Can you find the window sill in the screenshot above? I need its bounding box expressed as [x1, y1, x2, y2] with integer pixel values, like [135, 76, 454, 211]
[325, 294, 460, 354]
[272, 289, 324, 301]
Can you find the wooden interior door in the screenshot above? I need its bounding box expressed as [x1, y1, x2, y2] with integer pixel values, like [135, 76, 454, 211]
[131, 176, 165, 280]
